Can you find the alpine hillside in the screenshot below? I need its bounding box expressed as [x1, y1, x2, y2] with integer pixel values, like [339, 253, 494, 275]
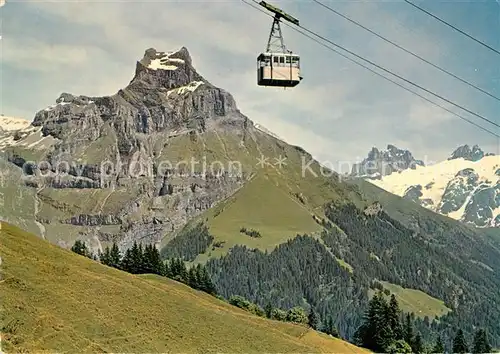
[1, 47, 500, 347]
[0, 221, 368, 353]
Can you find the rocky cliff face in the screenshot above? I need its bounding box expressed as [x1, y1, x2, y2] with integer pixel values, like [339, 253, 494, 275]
[351, 144, 424, 178]
[31, 47, 247, 170]
[0, 47, 265, 252]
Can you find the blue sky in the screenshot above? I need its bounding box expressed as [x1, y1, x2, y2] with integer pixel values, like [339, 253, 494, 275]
[1, 0, 499, 168]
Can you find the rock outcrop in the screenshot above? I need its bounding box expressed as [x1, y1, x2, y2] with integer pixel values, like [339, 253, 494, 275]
[351, 144, 424, 178]
[448, 144, 492, 162]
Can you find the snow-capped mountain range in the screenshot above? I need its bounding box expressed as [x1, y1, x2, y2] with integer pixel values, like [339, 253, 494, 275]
[354, 144, 499, 228]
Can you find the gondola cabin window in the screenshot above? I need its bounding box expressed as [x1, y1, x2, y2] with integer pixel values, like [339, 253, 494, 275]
[257, 53, 301, 87]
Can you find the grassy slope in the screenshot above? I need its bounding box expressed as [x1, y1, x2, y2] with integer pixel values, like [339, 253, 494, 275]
[158, 129, 345, 261]
[204, 173, 323, 257]
[0, 222, 369, 353]
[350, 178, 482, 234]
[368, 281, 451, 320]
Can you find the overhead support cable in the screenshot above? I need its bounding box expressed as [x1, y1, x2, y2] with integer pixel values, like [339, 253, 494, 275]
[242, 0, 500, 138]
[403, 0, 500, 57]
[312, 0, 500, 103]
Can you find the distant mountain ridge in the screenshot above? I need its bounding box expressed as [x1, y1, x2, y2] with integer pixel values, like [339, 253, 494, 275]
[351, 144, 424, 179]
[359, 144, 499, 228]
[447, 144, 494, 162]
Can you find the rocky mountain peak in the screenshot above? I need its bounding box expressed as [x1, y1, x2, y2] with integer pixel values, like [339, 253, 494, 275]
[131, 47, 203, 91]
[10, 46, 260, 251]
[351, 144, 424, 178]
[367, 147, 380, 160]
[448, 144, 491, 162]
[32, 46, 247, 142]
[142, 47, 192, 66]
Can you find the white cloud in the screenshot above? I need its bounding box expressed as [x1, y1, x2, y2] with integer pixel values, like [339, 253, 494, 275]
[246, 109, 338, 160]
[408, 100, 455, 129]
[3, 38, 95, 72]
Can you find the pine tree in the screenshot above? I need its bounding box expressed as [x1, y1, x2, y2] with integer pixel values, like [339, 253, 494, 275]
[432, 335, 445, 353]
[129, 242, 142, 274]
[178, 259, 188, 282]
[323, 317, 339, 338]
[120, 248, 134, 273]
[109, 242, 121, 269]
[330, 325, 340, 338]
[264, 302, 273, 319]
[71, 240, 90, 258]
[188, 267, 198, 289]
[169, 258, 178, 278]
[413, 332, 423, 354]
[453, 329, 469, 354]
[137, 243, 145, 273]
[322, 317, 331, 334]
[473, 329, 492, 354]
[307, 308, 320, 330]
[142, 244, 154, 274]
[194, 264, 204, 289]
[167, 258, 177, 277]
[150, 245, 163, 275]
[99, 246, 111, 266]
[199, 265, 216, 295]
[354, 291, 393, 352]
[387, 294, 403, 340]
[403, 313, 415, 349]
[163, 259, 171, 277]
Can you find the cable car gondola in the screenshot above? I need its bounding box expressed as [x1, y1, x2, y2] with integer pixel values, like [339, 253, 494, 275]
[257, 1, 303, 88]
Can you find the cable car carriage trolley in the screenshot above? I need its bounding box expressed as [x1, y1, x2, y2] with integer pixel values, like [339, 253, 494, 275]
[257, 1, 303, 88]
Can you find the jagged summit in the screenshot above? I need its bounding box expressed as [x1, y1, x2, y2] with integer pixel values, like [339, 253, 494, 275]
[140, 47, 193, 68]
[131, 47, 205, 91]
[351, 144, 424, 178]
[448, 144, 494, 162]
[31, 47, 248, 141]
